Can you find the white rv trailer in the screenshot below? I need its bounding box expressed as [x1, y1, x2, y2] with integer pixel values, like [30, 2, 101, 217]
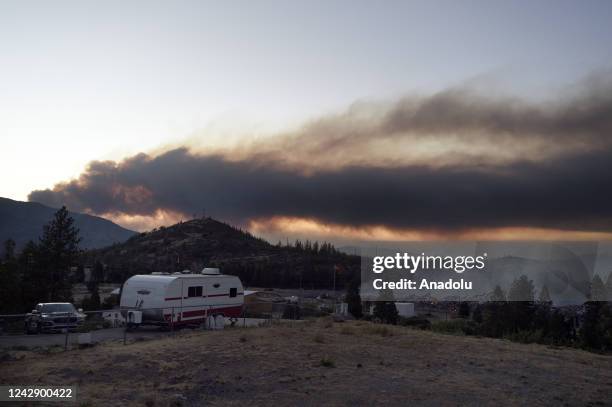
[120, 268, 244, 326]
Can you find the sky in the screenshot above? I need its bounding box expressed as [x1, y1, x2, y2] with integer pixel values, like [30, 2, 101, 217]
[2, 1, 612, 242]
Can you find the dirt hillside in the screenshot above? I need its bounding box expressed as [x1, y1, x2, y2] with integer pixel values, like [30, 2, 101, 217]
[1, 320, 611, 406]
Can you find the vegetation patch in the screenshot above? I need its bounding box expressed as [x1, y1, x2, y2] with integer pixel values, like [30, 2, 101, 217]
[363, 325, 394, 337]
[431, 319, 473, 336]
[398, 316, 432, 330]
[340, 326, 355, 335]
[319, 357, 335, 368]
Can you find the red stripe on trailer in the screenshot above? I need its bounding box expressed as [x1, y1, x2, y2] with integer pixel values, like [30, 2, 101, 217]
[182, 309, 207, 318]
[184, 305, 242, 318]
[165, 293, 244, 301]
[163, 305, 243, 320]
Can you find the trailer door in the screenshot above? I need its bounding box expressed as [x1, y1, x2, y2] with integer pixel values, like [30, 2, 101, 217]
[181, 279, 206, 322]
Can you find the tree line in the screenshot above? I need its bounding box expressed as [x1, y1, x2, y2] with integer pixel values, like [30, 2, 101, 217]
[0, 207, 81, 313]
[468, 276, 612, 351]
[364, 274, 612, 353]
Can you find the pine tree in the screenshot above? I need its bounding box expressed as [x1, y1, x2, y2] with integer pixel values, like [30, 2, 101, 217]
[0, 239, 21, 313]
[295, 240, 303, 251]
[3, 239, 16, 262]
[373, 290, 398, 324]
[539, 285, 552, 303]
[19, 240, 41, 309]
[508, 275, 535, 302]
[38, 206, 81, 301]
[90, 285, 101, 310]
[458, 302, 470, 318]
[606, 272, 612, 301]
[75, 264, 85, 283]
[480, 302, 505, 337]
[312, 241, 319, 254]
[346, 278, 363, 319]
[580, 301, 604, 350]
[547, 309, 572, 346]
[490, 285, 506, 302]
[472, 304, 483, 323]
[590, 275, 608, 301]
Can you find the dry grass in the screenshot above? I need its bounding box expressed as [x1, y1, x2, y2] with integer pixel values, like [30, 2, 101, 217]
[1, 321, 611, 406]
[362, 324, 395, 337]
[340, 326, 355, 335]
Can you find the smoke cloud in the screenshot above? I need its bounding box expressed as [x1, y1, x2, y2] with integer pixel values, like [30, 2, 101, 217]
[28, 75, 612, 236]
[233, 73, 612, 169]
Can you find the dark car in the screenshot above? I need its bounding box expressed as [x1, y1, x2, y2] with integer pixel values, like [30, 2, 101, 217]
[25, 303, 85, 334]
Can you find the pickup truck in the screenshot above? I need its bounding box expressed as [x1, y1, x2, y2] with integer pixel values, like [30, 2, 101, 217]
[25, 303, 86, 334]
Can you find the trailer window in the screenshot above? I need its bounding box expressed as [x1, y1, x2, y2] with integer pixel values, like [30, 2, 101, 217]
[188, 286, 203, 297]
[229, 287, 237, 298]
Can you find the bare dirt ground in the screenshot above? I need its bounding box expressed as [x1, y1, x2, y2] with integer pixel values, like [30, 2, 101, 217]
[1, 319, 611, 406]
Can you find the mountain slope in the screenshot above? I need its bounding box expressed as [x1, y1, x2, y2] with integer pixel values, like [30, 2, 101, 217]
[0, 197, 136, 250]
[86, 217, 360, 288]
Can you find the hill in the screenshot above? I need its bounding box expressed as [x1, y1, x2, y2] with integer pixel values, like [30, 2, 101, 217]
[0, 197, 136, 250]
[85, 217, 360, 288]
[1, 320, 610, 406]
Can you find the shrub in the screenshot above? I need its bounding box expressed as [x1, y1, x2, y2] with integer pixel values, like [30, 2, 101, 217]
[458, 302, 471, 318]
[373, 302, 399, 325]
[319, 357, 335, 368]
[398, 316, 431, 330]
[282, 304, 301, 320]
[364, 325, 393, 337]
[579, 301, 612, 351]
[431, 319, 478, 336]
[505, 329, 545, 344]
[340, 327, 355, 335]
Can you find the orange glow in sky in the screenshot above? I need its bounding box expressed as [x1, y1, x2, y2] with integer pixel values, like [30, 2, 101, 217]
[247, 216, 612, 243]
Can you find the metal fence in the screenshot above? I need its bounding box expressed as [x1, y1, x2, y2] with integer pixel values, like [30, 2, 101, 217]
[0, 301, 313, 351]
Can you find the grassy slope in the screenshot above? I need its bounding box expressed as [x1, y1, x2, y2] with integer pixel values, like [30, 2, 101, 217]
[1, 320, 611, 406]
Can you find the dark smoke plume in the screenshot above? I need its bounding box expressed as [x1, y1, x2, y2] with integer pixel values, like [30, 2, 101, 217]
[29, 75, 612, 233]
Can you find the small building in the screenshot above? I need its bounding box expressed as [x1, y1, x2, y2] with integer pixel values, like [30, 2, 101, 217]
[396, 302, 415, 318]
